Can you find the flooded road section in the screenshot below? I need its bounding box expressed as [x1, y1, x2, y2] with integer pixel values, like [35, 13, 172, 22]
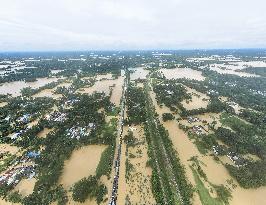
[117, 125, 155, 205]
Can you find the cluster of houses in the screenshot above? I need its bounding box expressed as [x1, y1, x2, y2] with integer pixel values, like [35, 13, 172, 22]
[227, 151, 247, 167]
[64, 99, 80, 107]
[187, 116, 200, 124]
[192, 125, 205, 135]
[46, 111, 67, 122]
[207, 89, 219, 96]
[66, 123, 95, 140]
[10, 128, 30, 140]
[18, 114, 32, 124]
[0, 165, 36, 187]
[212, 145, 247, 167]
[186, 116, 208, 135]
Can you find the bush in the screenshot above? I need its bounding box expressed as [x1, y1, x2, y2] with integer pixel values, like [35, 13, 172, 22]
[162, 113, 175, 122]
[72, 176, 97, 202]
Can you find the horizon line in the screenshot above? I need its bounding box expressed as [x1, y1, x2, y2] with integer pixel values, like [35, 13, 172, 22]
[1, 48, 266, 53]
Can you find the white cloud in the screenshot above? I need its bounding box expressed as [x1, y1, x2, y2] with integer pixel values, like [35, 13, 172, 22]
[0, 0, 265, 51]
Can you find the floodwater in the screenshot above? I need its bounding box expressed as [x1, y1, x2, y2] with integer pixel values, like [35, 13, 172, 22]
[32, 89, 62, 99]
[77, 76, 124, 106]
[110, 76, 124, 106]
[59, 145, 107, 190]
[27, 119, 40, 128]
[33, 82, 71, 99]
[0, 102, 7, 107]
[37, 128, 54, 138]
[14, 178, 36, 197]
[181, 86, 210, 110]
[0, 77, 59, 96]
[118, 125, 156, 204]
[129, 67, 149, 80]
[149, 89, 202, 205]
[200, 155, 266, 205]
[210, 64, 259, 77]
[96, 73, 113, 81]
[160, 67, 205, 81]
[0, 143, 20, 155]
[76, 79, 115, 95]
[0, 199, 19, 205]
[150, 87, 266, 205]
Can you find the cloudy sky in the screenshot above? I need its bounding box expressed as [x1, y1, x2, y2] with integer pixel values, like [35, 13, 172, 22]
[0, 0, 266, 51]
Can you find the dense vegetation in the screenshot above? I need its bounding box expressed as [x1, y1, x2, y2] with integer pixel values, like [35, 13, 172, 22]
[71, 176, 107, 204]
[125, 84, 147, 124]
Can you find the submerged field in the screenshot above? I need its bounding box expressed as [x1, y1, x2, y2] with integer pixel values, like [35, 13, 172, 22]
[0, 51, 266, 205]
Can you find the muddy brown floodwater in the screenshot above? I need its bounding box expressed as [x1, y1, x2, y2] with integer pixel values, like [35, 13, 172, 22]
[129, 67, 149, 80]
[14, 178, 36, 197]
[160, 67, 205, 81]
[59, 145, 107, 190]
[149, 85, 266, 205]
[181, 85, 210, 110]
[117, 125, 156, 205]
[110, 76, 124, 106]
[0, 102, 7, 107]
[0, 77, 59, 96]
[37, 128, 54, 138]
[59, 145, 108, 205]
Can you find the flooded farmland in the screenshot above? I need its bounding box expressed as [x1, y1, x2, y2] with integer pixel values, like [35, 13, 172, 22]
[149, 82, 266, 205]
[181, 86, 210, 110]
[14, 178, 36, 197]
[209, 64, 260, 77]
[160, 67, 205, 81]
[0, 77, 59, 96]
[129, 67, 149, 80]
[37, 128, 54, 138]
[59, 145, 107, 190]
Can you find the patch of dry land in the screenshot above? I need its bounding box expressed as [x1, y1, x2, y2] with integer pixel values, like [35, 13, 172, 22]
[119, 125, 156, 205]
[116, 130, 127, 205]
[181, 86, 210, 110]
[160, 67, 205, 81]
